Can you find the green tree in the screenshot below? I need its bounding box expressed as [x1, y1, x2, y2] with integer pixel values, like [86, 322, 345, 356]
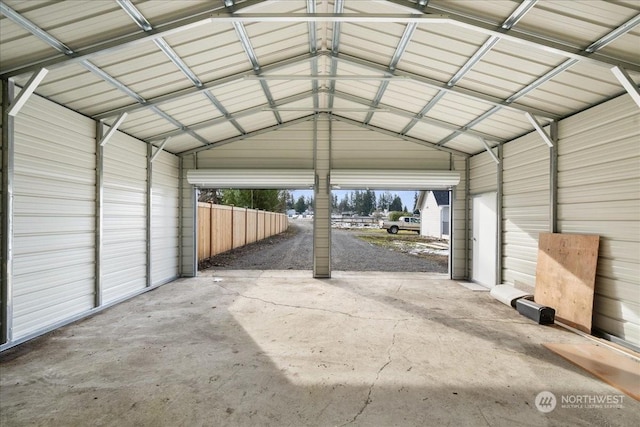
[294, 195, 307, 214]
[221, 189, 285, 211]
[389, 195, 403, 211]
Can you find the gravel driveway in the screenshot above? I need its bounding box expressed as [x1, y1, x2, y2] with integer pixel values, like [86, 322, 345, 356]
[201, 219, 447, 273]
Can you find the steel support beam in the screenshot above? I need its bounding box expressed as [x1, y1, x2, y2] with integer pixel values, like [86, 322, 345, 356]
[95, 121, 104, 308]
[1, 79, 15, 345]
[150, 138, 170, 163]
[94, 53, 316, 119]
[496, 144, 503, 285]
[479, 138, 500, 165]
[611, 66, 640, 108]
[146, 144, 153, 287]
[333, 53, 559, 119]
[550, 121, 558, 233]
[98, 113, 128, 147]
[525, 112, 554, 147]
[7, 68, 48, 117]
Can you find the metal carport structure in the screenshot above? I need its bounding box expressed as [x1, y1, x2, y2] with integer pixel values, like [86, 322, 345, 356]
[1, 0, 638, 350]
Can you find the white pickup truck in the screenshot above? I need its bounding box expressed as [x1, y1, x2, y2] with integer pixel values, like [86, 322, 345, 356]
[380, 216, 421, 234]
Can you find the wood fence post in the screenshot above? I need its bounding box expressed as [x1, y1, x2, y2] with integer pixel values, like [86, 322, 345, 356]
[209, 202, 213, 258]
[230, 205, 234, 250]
[245, 208, 248, 246]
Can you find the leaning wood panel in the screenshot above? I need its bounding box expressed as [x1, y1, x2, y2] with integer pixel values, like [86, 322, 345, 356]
[535, 233, 600, 333]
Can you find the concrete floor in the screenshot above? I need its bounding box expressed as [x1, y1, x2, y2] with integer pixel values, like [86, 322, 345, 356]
[1, 270, 638, 426]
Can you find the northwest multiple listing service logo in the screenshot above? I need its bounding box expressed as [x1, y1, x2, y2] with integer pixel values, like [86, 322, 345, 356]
[535, 391, 625, 413]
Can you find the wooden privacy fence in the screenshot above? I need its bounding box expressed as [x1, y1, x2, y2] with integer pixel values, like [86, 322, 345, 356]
[198, 203, 288, 262]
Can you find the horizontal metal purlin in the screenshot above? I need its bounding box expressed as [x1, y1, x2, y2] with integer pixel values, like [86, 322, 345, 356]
[585, 14, 640, 53]
[402, 0, 537, 136]
[334, 90, 503, 143]
[437, 105, 502, 146]
[506, 59, 578, 104]
[233, 21, 282, 124]
[81, 60, 146, 103]
[4, 7, 639, 79]
[202, 91, 245, 134]
[148, 91, 318, 141]
[400, 91, 446, 135]
[0, 2, 73, 55]
[153, 38, 202, 87]
[178, 114, 316, 156]
[307, 0, 319, 109]
[332, 53, 559, 119]
[94, 53, 317, 119]
[116, 0, 153, 31]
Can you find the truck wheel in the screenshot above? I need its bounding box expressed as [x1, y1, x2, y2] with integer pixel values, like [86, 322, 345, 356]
[390, 226, 399, 234]
[386, 229, 392, 234]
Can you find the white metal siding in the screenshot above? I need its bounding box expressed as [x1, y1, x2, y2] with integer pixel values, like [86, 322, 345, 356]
[451, 156, 467, 279]
[12, 96, 95, 339]
[102, 132, 147, 304]
[195, 121, 314, 169]
[331, 121, 451, 170]
[502, 133, 550, 287]
[557, 94, 640, 347]
[152, 150, 180, 285]
[469, 151, 498, 195]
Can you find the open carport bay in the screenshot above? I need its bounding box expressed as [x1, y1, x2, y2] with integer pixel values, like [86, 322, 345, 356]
[1, 270, 637, 427]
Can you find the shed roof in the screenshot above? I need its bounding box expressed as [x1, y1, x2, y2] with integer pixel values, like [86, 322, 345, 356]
[1, 0, 638, 157]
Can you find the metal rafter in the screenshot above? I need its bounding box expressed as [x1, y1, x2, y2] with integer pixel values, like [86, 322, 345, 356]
[3, 6, 639, 79]
[148, 91, 318, 141]
[364, 21, 417, 124]
[332, 52, 559, 119]
[94, 53, 317, 120]
[401, 0, 538, 136]
[332, 90, 504, 143]
[233, 21, 282, 124]
[328, 0, 345, 110]
[1, 2, 210, 147]
[307, 0, 319, 110]
[116, 0, 246, 135]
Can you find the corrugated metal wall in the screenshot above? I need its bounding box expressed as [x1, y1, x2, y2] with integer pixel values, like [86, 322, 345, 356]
[1, 92, 183, 349]
[102, 132, 147, 304]
[151, 150, 180, 285]
[13, 96, 96, 339]
[502, 133, 550, 287]
[331, 121, 451, 170]
[557, 95, 639, 346]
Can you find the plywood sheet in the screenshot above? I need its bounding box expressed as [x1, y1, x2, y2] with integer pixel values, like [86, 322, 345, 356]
[544, 343, 640, 401]
[535, 233, 599, 333]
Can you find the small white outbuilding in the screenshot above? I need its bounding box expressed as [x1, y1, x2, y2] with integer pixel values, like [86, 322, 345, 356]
[417, 191, 450, 240]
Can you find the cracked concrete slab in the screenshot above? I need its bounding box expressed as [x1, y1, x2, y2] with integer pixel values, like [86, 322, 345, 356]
[1, 270, 638, 426]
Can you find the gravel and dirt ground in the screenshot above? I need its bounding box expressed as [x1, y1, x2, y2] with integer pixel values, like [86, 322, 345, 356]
[200, 219, 448, 273]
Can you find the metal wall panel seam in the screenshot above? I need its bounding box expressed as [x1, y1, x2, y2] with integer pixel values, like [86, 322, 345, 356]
[497, 144, 503, 285]
[1, 79, 15, 344]
[95, 120, 104, 307]
[191, 186, 198, 277]
[146, 143, 152, 287]
[550, 121, 558, 233]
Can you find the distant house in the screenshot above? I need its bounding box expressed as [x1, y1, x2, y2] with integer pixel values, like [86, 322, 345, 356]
[417, 190, 450, 240]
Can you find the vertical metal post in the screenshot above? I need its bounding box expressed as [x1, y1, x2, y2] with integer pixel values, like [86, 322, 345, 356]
[95, 120, 104, 308]
[550, 121, 558, 233]
[464, 157, 470, 279]
[1, 79, 15, 344]
[178, 156, 183, 276]
[496, 144, 503, 285]
[146, 144, 152, 286]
